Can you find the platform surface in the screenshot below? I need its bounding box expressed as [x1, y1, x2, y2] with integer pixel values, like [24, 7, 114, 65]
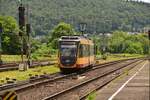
[95, 60, 150, 100]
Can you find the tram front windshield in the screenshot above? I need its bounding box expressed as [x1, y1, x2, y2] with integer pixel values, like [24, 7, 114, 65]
[60, 45, 77, 57]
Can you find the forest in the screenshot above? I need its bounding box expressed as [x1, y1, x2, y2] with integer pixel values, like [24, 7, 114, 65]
[0, 16, 149, 56]
[0, 0, 149, 56]
[0, 0, 150, 35]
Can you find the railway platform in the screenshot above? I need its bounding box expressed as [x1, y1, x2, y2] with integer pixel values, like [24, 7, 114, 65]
[95, 60, 150, 100]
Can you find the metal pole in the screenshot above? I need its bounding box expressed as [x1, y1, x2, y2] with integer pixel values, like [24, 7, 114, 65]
[102, 21, 106, 55]
[26, 24, 31, 66]
[147, 30, 150, 87]
[0, 0, 3, 65]
[21, 35, 24, 63]
[26, 3, 31, 66]
[0, 23, 3, 65]
[0, 0, 2, 15]
[148, 30, 150, 59]
[102, 33, 106, 55]
[82, 31, 84, 36]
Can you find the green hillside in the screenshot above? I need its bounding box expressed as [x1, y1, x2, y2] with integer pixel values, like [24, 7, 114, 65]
[0, 0, 150, 35]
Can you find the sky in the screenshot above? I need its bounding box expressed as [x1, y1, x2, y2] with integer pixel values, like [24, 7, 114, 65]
[137, 0, 150, 3]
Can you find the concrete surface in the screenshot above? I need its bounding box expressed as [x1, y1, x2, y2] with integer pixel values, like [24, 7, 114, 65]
[95, 60, 150, 100]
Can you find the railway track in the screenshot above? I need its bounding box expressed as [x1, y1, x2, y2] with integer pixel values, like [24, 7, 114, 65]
[0, 58, 140, 92]
[43, 59, 143, 100]
[0, 58, 144, 100]
[0, 60, 56, 72]
[0, 57, 140, 72]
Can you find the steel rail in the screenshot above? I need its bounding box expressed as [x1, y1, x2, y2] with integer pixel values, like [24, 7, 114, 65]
[80, 60, 143, 100]
[0, 60, 56, 72]
[43, 59, 143, 100]
[0, 58, 143, 96]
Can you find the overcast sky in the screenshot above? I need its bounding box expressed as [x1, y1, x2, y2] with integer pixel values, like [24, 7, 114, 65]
[137, 0, 150, 3]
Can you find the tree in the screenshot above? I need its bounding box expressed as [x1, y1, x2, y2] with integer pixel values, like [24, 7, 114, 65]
[0, 16, 20, 54]
[125, 42, 143, 54]
[108, 31, 149, 55]
[51, 22, 75, 39]
[1, 0, 150, 35]
[109, 31, 128, 53]
[49, 22, 75, 49]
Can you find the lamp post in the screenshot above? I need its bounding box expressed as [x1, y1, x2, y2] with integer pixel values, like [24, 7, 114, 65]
[0, 23, 3, 65]
[79, 22, 87, 35]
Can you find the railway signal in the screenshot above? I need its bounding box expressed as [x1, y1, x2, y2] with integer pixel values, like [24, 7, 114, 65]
[18, 1, 32, 68]
[18, 2, 29, 70]
[18, 3, 25, 64]
[18, 4, 25, 36]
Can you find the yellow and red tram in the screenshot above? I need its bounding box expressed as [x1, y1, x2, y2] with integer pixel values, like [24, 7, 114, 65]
[58, 36, 95, 73]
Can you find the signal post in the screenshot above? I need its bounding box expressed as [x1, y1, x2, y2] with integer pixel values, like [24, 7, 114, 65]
[18, 2, 31, 71]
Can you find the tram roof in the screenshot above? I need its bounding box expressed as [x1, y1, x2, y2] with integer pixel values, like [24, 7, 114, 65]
[59, 35, 91, 41]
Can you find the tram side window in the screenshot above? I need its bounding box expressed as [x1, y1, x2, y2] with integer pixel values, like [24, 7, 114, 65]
[79, 44, 90, 57]
[85, 45, 89, 56]
[79, 44, 83, 57]
[90, 45, 94, 56]
[79, 44, 95, 57]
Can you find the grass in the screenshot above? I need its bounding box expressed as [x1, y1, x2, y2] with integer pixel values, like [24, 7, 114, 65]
[0, 65, 59, 84]
[1, 55, 57, 63]
[1, 55, 25, 62]
[96, 53, 144, 64]
[86, 92, 96, 100]
[0, 53, 144, 85]
[1, 53, 144, 63]
[109, 53, 144, 58]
